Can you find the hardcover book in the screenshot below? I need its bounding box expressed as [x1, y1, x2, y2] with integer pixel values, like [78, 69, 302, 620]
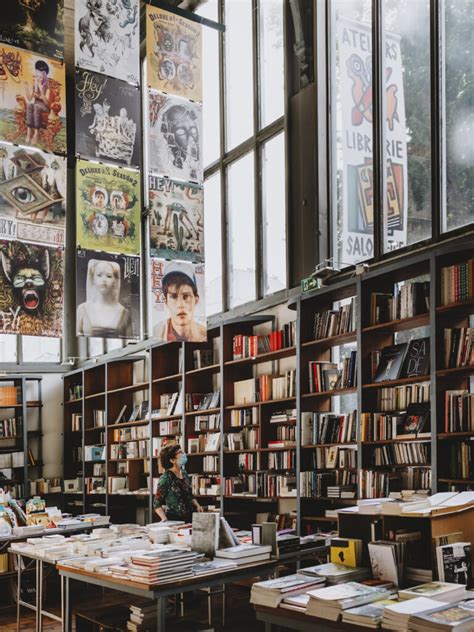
[401, 337, 430, 378]
[373, 343, 408, 382]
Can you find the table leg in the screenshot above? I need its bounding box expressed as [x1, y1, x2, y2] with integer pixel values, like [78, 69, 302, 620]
[35, 559, 40, 632]
[60, 575, 64, 631]
[156, 596, 166, 631]
[38, 560, 42, 632]
[264, 622, 272, 632]
[16, 554, 21, 632]
[62, 576, 70, 632]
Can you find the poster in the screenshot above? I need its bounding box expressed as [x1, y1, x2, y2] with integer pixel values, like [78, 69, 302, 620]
[337, 17, 407, 263]
[76, 248, 140, 340]
[146, 6, 202, 103]
[0, 239, 64, 337]
[76, 160, 141, 256]
[149, 257, 206, 342]
[75, 0, 140, 86]
[0, 0, 64, 60]
[75, 68, 141, 167]
[148, 91, 202, 183]
[149, 175, 204, 262]
[0, 142, 66, 246]
[0, 45, 66, 154]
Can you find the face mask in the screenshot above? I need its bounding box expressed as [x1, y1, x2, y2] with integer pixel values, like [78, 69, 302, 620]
[178, 453, 188, 467]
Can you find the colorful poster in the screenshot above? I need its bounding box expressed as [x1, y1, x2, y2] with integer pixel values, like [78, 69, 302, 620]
[0, 0, 64, 60]
[0, 142, 66, 246]
[0, 45, 66, 154]
[148, 91, 202, 183]
[337, 17, 407, 263]
[149, 175, 204, 262]
[149, 257, 206, 342]
[76, 160, 141, 256]
[146, 6, 202, 102]
[0, 239, 64, 337]
[76, 248, 140, 340]
[75, 69, 141, 167]
[75, 0, 140, 85]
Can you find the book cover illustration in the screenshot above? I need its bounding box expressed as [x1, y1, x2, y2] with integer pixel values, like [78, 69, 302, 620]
[74, 0, 139, 85]
[148, 175, 203, 262]
[402, 337, 430, 378]
[75, 69, 141, 167]
[0, 239, 64, 337]
[0, 45, 66, 154]
[439, 543, 471, 585]
[0, 142, 66, 246]
[398, 403, 430, 437]
[76, 160, 141, 256]
[373, 343, 408, 382]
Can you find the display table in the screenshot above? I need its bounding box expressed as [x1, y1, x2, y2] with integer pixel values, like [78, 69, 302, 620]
[254, 604, 377, 632]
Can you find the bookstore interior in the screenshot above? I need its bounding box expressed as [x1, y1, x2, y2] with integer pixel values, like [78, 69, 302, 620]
[0, 0, 473, 631]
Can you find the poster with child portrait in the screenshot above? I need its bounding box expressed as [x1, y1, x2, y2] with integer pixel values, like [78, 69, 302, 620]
[148, 175, 203, 262]
[76, 248, 140, 340]
[149, 257, 206, 343]
[76, 160, 141, 256]
[0, 45, 66, 154]
[146, 6, 202, 102]
[0, 239, 64, 337]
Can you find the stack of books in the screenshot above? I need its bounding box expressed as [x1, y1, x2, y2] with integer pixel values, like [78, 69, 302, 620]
[382, 597, 447, 631]
[215, 543, 271, 566]
[398, 582, 467, 603]
[250, 573, 325, 608]
[342, 598, 398, 628]
[191, 558, 237, 575]
[408, 599, 474, 631]
[277, 533, 300, 555]
[443, 328, 474, 368]
[305, 582, 393, 621]
[313, 298, 356, 340]
[299, 563, 371, 584]
[127, 604, 156, 631]
[440, 258, 474, 305]
[123, 548, 201, 584]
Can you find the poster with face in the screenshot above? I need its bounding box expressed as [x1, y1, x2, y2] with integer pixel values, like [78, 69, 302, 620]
[0, 45, 66, 154]
[0, 142, 66, 247]
[149, 257, 206, 343]
[75, 68, 141, 167]
[76, 160, 141, 256]
[148, 175, 204, 262]
[0, 0, 64, 60]
[76, 248, 140, 340]
[147, 91, 202, 184]
[146, 6, 202, 102]
[75, 0, 140, 86]
[0, 239, 64, 337]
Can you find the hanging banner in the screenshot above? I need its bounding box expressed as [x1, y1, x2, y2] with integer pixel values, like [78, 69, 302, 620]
[76, 248, 141, 340]
[149, 257, 206, 342]
[1, 0, 64, 60]
[75, 69, 141, 168]
[148, 175, 204, 262]
[76, 159, 141, 256]
[74, 0, 140, 85]
[337, 17, 407, 263]
[0, 142, 66, 246]
[0, 45, 66, 154]
[0, 239, 64, 337]
[147, 90, 202, 184]
[146, 5, 202, 103]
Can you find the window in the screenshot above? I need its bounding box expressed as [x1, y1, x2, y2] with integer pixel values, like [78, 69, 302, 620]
[22, 336, 61, 363]
[204, 173, 223, 316]
[259, 0, 285, 128]
[0, 335, 17, 363]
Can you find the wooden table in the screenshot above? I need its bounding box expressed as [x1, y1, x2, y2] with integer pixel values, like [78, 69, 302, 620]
[57, 559, 276, 632]
[254, 604, 376, 632]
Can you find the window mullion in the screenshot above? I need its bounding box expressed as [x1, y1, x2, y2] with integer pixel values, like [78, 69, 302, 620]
[430, 0, 442, 240]
[372, 0, 386, 260]
[253, 0, 262, 300]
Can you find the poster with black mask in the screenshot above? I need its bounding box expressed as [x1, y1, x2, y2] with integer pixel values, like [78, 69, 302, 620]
[147, 90, 202, 184]
[76, 248, 140, 340]
[75, 68, 141, 168]
[0, 239, 64, 337]
[0, 0, 64, 60]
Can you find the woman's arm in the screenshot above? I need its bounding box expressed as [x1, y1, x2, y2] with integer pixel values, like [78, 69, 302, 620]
[153, 473, 170, 521]
[192, 498, 203, 512]
[155, 505, 167, 521]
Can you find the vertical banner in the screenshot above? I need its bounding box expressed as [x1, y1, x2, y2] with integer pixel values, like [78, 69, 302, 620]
[337, 17, 407, 263]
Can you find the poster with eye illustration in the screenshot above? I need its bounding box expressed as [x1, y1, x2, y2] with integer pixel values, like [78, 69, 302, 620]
[0, 0, 64, 60]
[0, 142, 66, 247]
[0, 45, 66, 154]
[148, 174, 203, 262]
[75, 0, 140, 86]
[76, 160, 141, 256]
[147, 91, 202, 184]
[146, 5, 202, 103]
[76, 248, 140, 340]
[0, 239, 64, 337]
[75, 68, 141, 167]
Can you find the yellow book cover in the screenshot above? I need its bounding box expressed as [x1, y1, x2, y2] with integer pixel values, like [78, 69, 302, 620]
[330, 538, 360, 567]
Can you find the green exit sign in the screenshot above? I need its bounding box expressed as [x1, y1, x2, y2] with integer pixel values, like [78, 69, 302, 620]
[301, 276, 322, 293]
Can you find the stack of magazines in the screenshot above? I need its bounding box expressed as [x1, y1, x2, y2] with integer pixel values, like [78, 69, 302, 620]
[305, 582, 393, 621]
[250, 574, 325, 608]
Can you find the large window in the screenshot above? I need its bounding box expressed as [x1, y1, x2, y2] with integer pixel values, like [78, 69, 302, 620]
[204, 173, 223, 316]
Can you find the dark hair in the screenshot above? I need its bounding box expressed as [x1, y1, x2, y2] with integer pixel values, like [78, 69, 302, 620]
[163, 272, 198, 298]
[160, 443, 181, 470]
[35, 60, 50, 74]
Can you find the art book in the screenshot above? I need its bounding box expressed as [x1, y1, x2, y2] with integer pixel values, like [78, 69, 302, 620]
[397, 403, 430, 437]
[402, 337, 430, 378]
[436, 543, 471, 585]
[75, 69, 141, 167]
[373, 343, 408, 382]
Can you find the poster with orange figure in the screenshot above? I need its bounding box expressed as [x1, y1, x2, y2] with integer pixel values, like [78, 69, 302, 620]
[0, 45, 66, 154]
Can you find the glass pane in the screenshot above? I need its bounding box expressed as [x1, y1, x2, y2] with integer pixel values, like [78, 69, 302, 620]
[384, 0, 431, 252]
[88, 337, 104, 358]
[227, 152, 256, 308]
[0, 335, 17, 362]
[225, 0, 254, 149]
[259, 0, 284, 128]
[106, 339, 123, 353]
[262, 133, 286, 295]
[443, 0, 474, 232]
[331, 0, 374, 267]
[22, 336, 60, 363]
[204, 173, 223, 316]
[197, 0, 221, 166]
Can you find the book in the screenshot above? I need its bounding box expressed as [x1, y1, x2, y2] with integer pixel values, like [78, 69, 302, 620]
[215, 544, 271, 559]
[398, 582, 467, 602]
[330, 538, 362, 567]
[382, 597, 447, 631]
[306, 582, 393, 621]
[408, 599, 474, 631]
[342, 599, 398, 628]
[368, 541, 401, 586]
[397, 403, 430, 437]
[373, 343, 408, 382]
[250, 573, 325, 608]
[114, 405, 128, 424]
[191, 512, 220, 557]
[436, 542, 471, 585]
[401, 337, 430, 378]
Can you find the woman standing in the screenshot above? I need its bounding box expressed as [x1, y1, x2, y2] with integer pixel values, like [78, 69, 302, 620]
[154, 444, 203, 522]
